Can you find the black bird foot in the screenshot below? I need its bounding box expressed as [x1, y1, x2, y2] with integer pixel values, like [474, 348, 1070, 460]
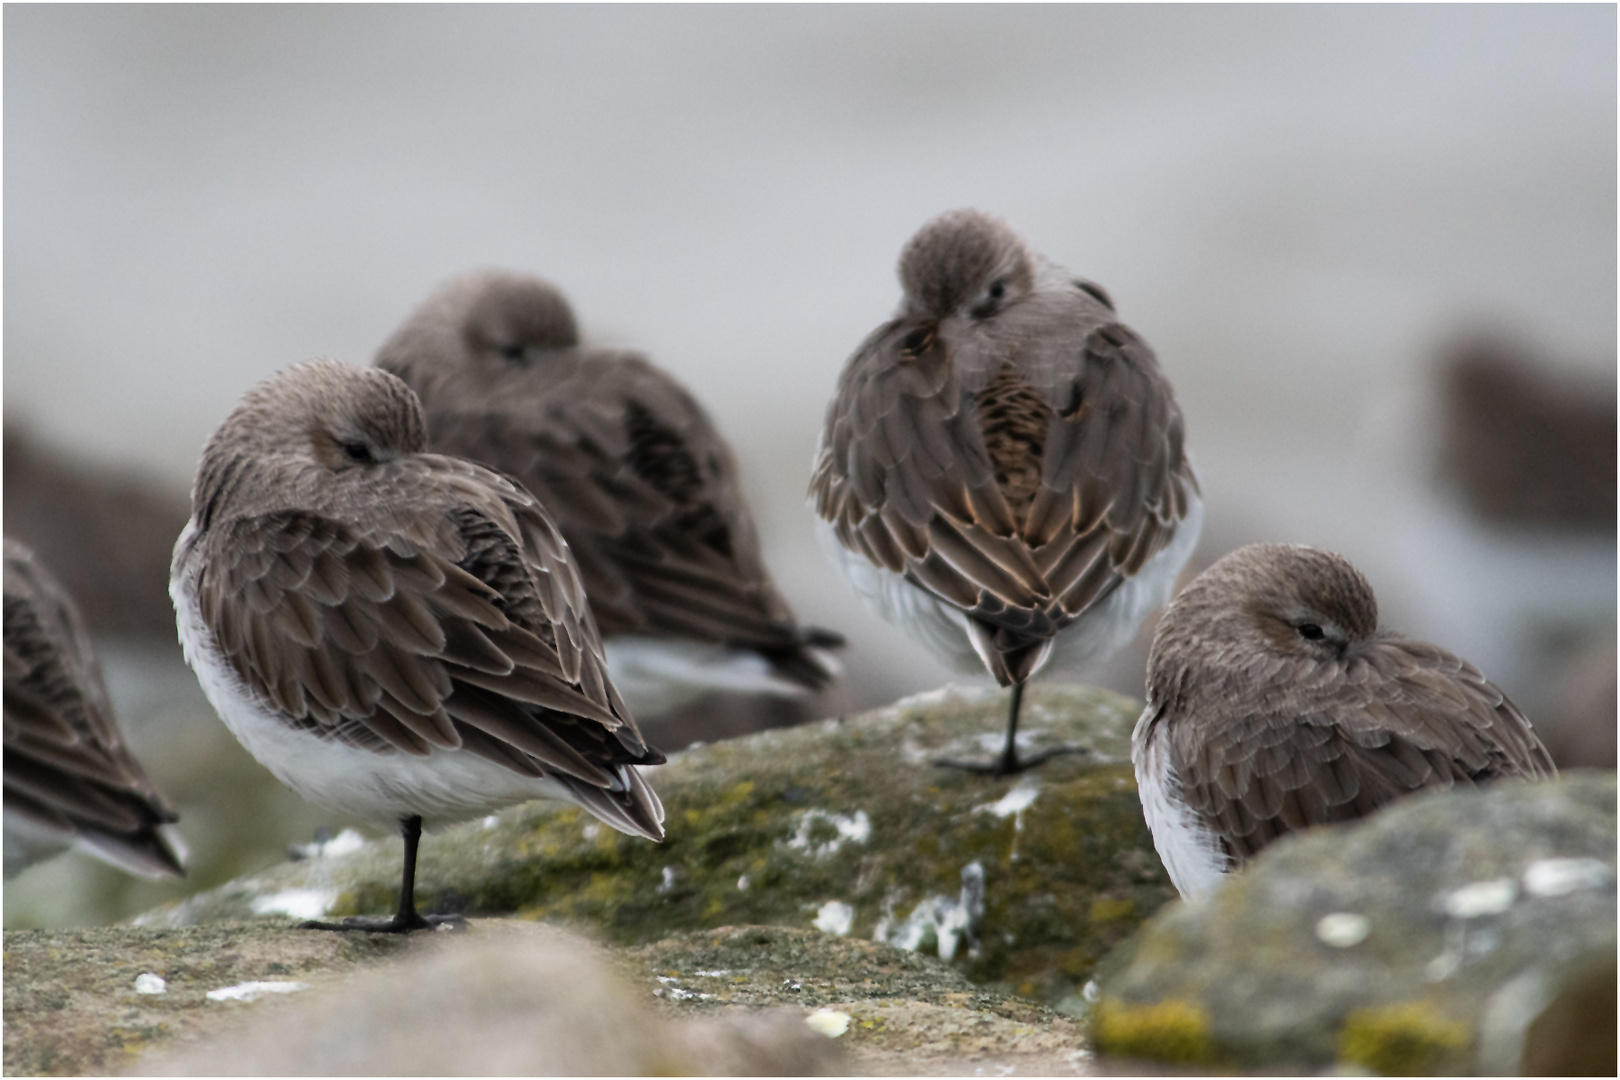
[298, 912, 468, 934]
[932, 744, 1088, 777]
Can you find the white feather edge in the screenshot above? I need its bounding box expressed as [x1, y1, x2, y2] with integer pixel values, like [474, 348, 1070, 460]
[1131, 700, 1229, 902]
[816, 490, 1204, 686]
[601, 635, 838, 718]
[2, 808, 186, 880]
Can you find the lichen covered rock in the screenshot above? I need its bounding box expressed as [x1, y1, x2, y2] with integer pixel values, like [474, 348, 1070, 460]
[1093, 770, 1617, 1075]
[135, 922, 845, 1076]
[624, 924, 1091, 1075]
[1, 923, 412, 1076]
[3, 920, 1090, 1076]
[136, 683, 1173, 1002]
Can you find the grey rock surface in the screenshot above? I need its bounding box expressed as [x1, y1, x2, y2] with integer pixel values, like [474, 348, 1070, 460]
[135, 683, 1175, 1004]
[625, 924, 1092, 1075]
[3, 920, 1090, 1076]
[1093, 769, 1617, 1075]
[3, 922, 408, 1076]
[133, 922, 844, 1076]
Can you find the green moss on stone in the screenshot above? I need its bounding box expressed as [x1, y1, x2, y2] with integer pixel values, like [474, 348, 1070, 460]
[1337, 1001, 1471, 1076]
[1092, 997, 1217, 1064]
[138, 685, 1176, 1005]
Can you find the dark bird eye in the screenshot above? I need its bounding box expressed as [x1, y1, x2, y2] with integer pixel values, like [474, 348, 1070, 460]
[900, 327, 933, 355]
[342, 441, 374, 464]
[970, 279, 1009, 319]
[497, 343, 525, 362]
[1297, 622, 1325, 641]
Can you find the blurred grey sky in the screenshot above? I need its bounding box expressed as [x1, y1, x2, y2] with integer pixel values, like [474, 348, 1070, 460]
[6, 4, 1615, 709]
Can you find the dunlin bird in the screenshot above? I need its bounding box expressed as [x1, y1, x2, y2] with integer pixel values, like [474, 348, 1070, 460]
[811, 209, 1201, 775]
[1133, 542, 1556, 901]
[374, 269, 842, 717]
[171, 359, 664, 932]
[4, 537, 186, 879]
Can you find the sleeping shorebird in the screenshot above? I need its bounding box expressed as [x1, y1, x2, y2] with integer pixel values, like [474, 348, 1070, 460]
[812, 209, 1201, 775]
[171, 359, 664, 932]
[375, 270, 843, 718]
[1133, 542, 1557, 901]
[4, 537, 186, 879]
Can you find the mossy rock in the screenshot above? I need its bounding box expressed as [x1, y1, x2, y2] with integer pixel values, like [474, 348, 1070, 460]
[1093, 770, 1617, 1075]
[136, 683, 1174, 1003]
[1091, 997, 1217, 1066]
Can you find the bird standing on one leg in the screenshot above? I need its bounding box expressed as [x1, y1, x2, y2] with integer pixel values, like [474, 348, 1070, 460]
[5, 537, 187, 880]
[1132, 542, 1556, 902]
[375, 270, 843, 719]
[171, 359, 664, 932]
[812, 209, 1201, 776]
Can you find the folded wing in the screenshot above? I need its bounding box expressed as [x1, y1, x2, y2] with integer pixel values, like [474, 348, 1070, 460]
[811, 292, 1197, 680]
[191, 470, 665, 840]
[1167, 638, 1556, 864]
[427, 353, 843, 688]
[4, 540, 186, 877]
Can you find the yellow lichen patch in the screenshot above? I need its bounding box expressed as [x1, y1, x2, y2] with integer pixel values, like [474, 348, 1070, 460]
[1091, 997, 1216, 1065]
[1337, 1001, 1470, 1076]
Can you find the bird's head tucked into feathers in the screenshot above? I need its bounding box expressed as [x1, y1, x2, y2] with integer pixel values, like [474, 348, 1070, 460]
[457, 271, 580, 366]
[898, 208, 1035, 322]
[1155, 543, 1381, 680]
[192, 360, 429, 523]
[376, 269, 580, 390]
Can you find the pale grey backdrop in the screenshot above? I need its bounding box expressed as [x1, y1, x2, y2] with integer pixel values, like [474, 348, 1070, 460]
[7, 3, 1614, 716]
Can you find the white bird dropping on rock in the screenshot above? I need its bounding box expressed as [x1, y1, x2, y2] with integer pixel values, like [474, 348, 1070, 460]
[1314, 912, 1372, 948]
[206, 980, 309, 1003]
[806, 1009, 851, 1038]
[134, 973, 167, 994]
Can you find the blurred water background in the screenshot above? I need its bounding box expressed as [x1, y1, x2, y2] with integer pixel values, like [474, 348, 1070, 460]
[5, 5, 1614, 928]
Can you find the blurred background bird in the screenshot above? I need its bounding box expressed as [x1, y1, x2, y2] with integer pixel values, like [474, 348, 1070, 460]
[4, 538, 187, 881]
[5, 5, 1612, 926]
[375, 269, 843, 720]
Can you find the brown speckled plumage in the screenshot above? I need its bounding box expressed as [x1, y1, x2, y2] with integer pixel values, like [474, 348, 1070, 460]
[812, 209, 1200, 774]
[174, 359, 664, 839]
[4, 538, 185, 878]
[1134, 542, 1555, 896]
[813, 211, 1197, 662]
[376, 270, 842, 697]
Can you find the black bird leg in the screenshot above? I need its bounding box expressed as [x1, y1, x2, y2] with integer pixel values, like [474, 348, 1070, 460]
[933, 681, 1088, 777]
[300, 815, 466, 933]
